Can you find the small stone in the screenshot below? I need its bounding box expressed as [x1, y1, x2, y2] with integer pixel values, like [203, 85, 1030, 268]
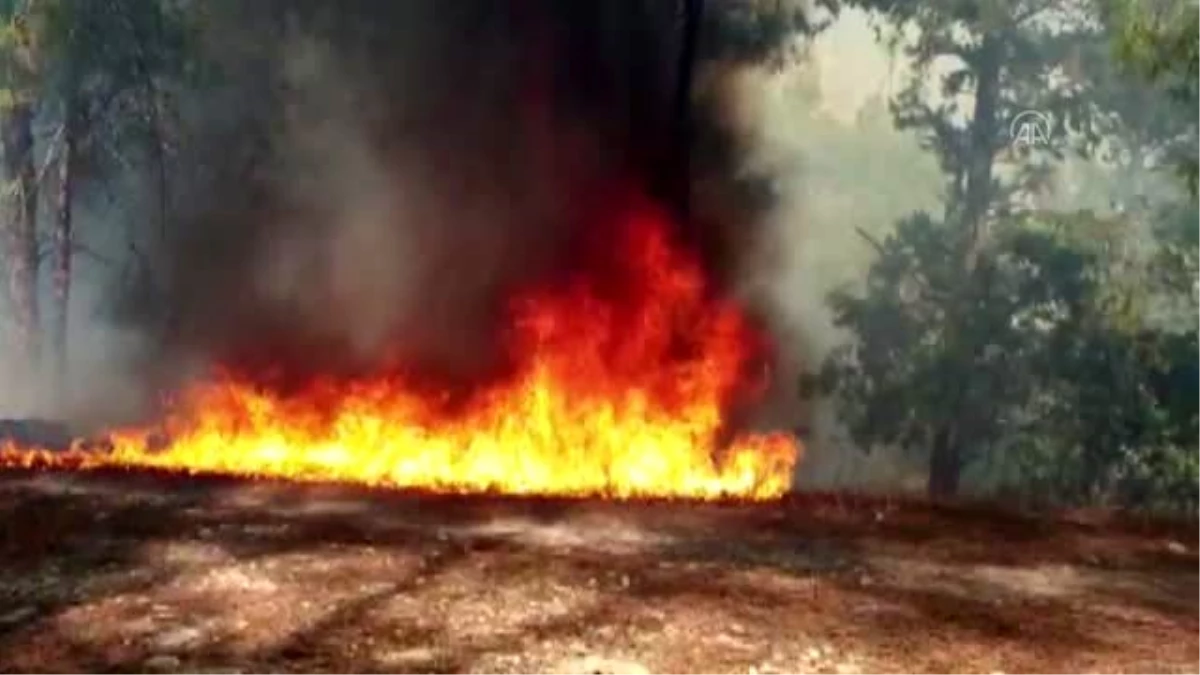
[553, 656, 649, 674]
[378, 647, 439, 668]
[714, 633, 752, 650]
[619, 574, 631, 589]
[143, 655, 182, 673]
[805, 647, 822, 661]
[1166, 541, 1188, 555]
[152, 626, 204, 652]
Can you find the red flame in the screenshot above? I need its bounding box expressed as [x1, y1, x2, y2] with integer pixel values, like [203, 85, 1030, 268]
[1, 194, 799, 499]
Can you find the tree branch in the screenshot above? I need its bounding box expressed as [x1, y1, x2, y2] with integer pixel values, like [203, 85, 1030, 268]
[34, 122, 64, 187]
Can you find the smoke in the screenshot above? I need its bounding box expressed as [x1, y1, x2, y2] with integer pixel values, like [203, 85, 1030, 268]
[244, 27, 557, 378]
[147, 5, 530, 385]
[112, 1, 770, 403]
[0, 168, 166, 429]
[0, 1, 817, 438]
[721, 11, 945, 488]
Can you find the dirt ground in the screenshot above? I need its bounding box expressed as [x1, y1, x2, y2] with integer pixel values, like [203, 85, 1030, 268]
[0, 470, 1196, 674]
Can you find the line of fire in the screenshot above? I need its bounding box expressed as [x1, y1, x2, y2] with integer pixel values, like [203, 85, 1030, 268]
[0, 1, 805, 501]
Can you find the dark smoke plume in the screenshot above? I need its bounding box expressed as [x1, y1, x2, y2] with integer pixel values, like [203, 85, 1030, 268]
[120, 0, 787, 401]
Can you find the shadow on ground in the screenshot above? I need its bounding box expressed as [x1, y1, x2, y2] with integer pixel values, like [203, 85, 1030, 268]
[0, 471, 1196, 673]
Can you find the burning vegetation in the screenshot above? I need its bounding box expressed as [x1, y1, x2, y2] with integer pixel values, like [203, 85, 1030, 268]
[0, 191, 797, 499]
[0, 2, 805, 500]
[0, 2, 1196, 673]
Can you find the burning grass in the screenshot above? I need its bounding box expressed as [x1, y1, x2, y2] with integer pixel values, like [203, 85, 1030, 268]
[0, 194, 798, 500]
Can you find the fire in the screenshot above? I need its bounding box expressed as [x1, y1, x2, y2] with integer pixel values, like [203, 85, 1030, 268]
[1, 198, 799, 500]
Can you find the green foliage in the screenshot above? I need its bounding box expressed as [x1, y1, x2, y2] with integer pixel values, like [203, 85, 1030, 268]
[0, 3, 40, 110]
[1148, 201, 1200, 325]
[816, 212, 1093, 461]
[818, 208, 1198, 512]
[1106, 0, 1199, 194]
[811, 0, 1109, 497]
[807, 0, 1197, 509]
[702, 0, 841, 66]
[866, 0, 1119, 208]
[0, 0, 200, 157]
[32, 0, 199, 174]
[1008, 322, 1198, 513]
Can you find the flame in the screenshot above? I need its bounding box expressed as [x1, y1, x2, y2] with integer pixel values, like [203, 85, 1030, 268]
[0, 199, 799, 500]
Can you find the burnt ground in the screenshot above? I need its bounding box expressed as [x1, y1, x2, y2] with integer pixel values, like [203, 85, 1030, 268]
[0, 470, 1195, 674]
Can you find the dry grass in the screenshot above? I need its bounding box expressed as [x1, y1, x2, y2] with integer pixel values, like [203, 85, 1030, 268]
[0, 470, 1195, 673]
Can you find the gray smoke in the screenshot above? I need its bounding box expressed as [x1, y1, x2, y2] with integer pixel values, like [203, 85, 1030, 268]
[144, 4, 602, 389]
[5, 1, 812, 437]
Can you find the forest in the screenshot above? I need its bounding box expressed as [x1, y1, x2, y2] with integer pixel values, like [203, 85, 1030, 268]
[0, 1, 1196, 673]
[0, 1, 1194, 506]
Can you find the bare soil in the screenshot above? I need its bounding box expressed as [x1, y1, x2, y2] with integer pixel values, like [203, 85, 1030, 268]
[0, 469, 1196, 673]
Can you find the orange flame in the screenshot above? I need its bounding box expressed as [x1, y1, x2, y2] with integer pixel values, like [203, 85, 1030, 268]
[0, 200, 799, 499]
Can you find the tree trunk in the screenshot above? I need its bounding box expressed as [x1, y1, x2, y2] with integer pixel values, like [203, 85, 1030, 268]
[52, 104, 77, 403]
[959, 34, 1002, 269]
[1, 101, 40, 369]
[929, 34, 1003, 498]
[670, 0, 703, 221]
[928, 424, 962, 499]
